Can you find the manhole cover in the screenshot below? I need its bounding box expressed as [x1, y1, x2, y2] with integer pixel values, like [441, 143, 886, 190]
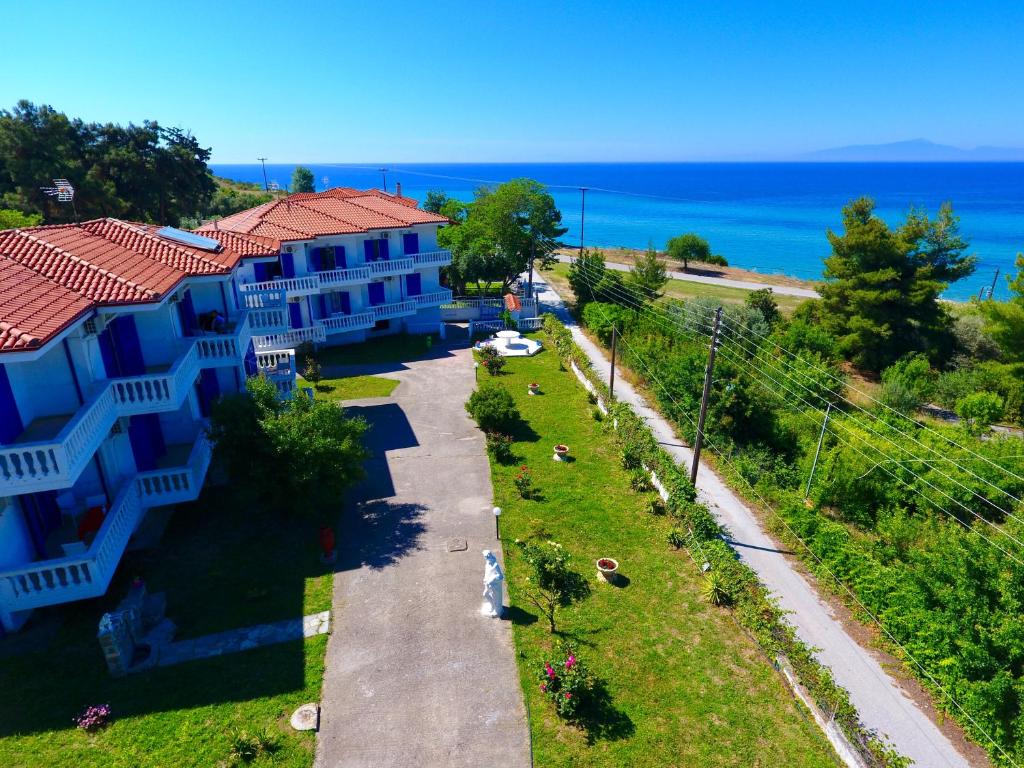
[446, 537, 468, 552]
[290, 703, 320, 731]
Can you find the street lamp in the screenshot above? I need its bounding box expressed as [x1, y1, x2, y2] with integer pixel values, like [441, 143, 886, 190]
[493, 506, 502, 540]
[474, 362, 479, 382]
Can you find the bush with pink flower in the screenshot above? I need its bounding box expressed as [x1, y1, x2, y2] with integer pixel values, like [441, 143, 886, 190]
[537, 645, 594, 721]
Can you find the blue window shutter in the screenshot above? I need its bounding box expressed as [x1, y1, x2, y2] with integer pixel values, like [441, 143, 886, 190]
[281, 252, 296, 278]
[253, 262, 270, 282]
[197, 370, 221, 418]
[109, 316, 146, 377]
[406, 273, 422, 296]
[98, 328, 117, 377]
[368, 283, 385, 306]
[243, 341, 258, 377]
[403, 233, 419, 255]
[0, 364, 23, 444]
[128, 414, 165, 471]
[288, 302, 303, 329]
[364, 239, 375, 261]
[340, 292, 351, 314]
[318, 295, 328, 316]
[178, 289, 197, 337]
[335, 246, 346, 269]
[380, 239, 389, 260]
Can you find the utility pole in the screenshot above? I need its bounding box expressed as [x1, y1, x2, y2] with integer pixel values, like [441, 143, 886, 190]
[805, 402, 832, 498]
[609, 325, 618, 399]
[527, 238, 536, 299]
[578, 187, 588, 260]
[379, 167, 389, 192]
[258, 158, 269, 191]
[690, 307, 723, 485]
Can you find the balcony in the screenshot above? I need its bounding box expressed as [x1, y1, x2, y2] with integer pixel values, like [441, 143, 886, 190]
[412, 250, 452, 267]
[413, 289, 454, 308]
[315, 312, 375, 335]
[256, 350, 297, 395]
[367, 258, 414, 278]
[317, 266, 371, 288]
[252, 326, 326, 352]
[238, 275, 320, 298]
[0, 433, 213, 614]
[371, 300, 417, 321]
[0, 318, 250, 495]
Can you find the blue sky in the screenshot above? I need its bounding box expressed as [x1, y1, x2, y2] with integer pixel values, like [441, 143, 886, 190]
[3, 0, 1022, 162]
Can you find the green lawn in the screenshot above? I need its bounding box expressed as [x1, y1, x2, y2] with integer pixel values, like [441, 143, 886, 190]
[544, 262, 807, 315]
[0, 487, 333, 768]
[298, 374, 399, 402]
[315, 333, 440, 367]
[482, 342, 837, 767]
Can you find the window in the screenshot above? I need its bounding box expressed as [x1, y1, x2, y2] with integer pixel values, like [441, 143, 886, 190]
[374, 319, 390, 331]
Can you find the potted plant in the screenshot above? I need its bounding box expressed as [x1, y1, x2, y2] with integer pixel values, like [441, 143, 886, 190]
[528, 382, 540, 395]
[596, 557, 619, 584]
[553, 444, 570, 462]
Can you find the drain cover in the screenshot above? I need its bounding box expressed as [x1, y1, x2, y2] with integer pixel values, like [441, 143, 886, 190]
[446, 537, 468, 552]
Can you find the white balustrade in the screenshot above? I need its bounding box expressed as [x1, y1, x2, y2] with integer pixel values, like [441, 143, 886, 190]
[368, 258, 414, 277]
[413, 289, 454, 307]
[372, 300, 417, 320]
[238, 275, 319, 296]
[315, 313, 375, 334]
[412, 250, 453, 267]
[250, 307, 287, 333]
[252, 326, 326, 351]
[136, 433, 212, 507]
[317, 266, 371, 287]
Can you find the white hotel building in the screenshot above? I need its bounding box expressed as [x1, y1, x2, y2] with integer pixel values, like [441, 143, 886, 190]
[0, 188, 451, 633]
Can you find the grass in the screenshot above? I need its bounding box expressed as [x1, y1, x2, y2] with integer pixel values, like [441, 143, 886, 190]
[543, 262, 808, 315]
[0, 486, 333, 768]
[298, 374, 399, 402]
[314, 333, 440, 367]
[483, 342, 837, 767]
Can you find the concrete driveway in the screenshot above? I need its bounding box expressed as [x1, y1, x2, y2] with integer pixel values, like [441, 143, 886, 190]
[315, 344, 531, 768]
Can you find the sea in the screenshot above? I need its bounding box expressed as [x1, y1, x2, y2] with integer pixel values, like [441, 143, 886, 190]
[210, 162, 1024, 301]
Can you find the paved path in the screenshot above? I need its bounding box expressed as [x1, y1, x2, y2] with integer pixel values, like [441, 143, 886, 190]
[158, 611, 330, 667]
[315, 347, 531, 768]
[554, 253, 821, 298]
[532, 272, 975, 768]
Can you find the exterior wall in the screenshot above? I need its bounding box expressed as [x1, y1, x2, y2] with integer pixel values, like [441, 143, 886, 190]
[5, 343, 81, 428]
[0, 498, 33, 571]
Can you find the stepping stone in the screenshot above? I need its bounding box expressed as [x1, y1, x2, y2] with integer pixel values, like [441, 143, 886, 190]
[446, 537, 468, 552]
[290, 703, 320, 732]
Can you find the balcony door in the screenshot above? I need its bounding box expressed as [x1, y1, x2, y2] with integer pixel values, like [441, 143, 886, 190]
[128, 413, 166, 472]
[99, 315, 146, 378]
[368, 283, 386, 306]
[0, 364, 23, 444]
[402, 233, 419, 255]
[363, 238, 389, 262]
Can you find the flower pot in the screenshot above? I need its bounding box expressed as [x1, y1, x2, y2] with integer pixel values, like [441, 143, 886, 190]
[596, 558, 619, 584]
[553, 444, 569, 462]
[528, 383, 540, 395]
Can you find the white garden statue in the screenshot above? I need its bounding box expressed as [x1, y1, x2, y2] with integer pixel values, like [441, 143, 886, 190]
[481, 549, 505, 618]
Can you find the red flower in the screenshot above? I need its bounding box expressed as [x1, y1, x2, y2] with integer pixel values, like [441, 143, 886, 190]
[564, 693, 572, 700]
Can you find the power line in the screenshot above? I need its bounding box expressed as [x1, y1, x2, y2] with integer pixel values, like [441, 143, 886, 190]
[565, 279, 1020, 766]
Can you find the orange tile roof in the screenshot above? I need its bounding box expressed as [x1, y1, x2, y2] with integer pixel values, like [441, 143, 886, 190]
[0, 218, 277, 354]
[504, 294, 522, 311]
[200, 187, 447, 241]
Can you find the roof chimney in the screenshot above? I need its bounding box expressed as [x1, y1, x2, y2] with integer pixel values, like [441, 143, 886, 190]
[395, 182, 402, 198]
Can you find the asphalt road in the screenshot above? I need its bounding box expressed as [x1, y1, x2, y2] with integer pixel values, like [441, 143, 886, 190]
[533, 271, 975, 768]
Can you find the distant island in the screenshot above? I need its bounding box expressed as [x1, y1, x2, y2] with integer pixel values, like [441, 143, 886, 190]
[802, 138, 1024, 162]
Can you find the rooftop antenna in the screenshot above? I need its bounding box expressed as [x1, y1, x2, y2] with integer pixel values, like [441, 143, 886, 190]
[41, 178, 78, 222]
[378, 167, 389, 192]
[258, 158, 269, 191]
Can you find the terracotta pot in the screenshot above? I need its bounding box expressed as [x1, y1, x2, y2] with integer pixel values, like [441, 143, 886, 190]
[596, 558, 619, 584]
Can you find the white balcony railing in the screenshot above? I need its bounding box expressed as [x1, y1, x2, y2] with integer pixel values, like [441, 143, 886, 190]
[238, 275, 320, 297]
[412, 250, 452, 267]
[317, 266, 372, 287]
[413, 289, 454, 307]
[252, 326, 326, 352]
[0, 317, 251, 495]
[256, 350, 297, 395]
[315, 312, 376, 334]
[368, 258, 415, 278]
[0, 431, 215, 614]
[372, 300, 417, 320]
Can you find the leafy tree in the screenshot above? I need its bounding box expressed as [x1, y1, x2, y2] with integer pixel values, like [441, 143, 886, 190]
[880, 353, 934, 407]
[512, 539, 590, 632]
[956, 391, 1004, 435]
[0, 208, 41, 228]
[291, 166, 315, 193]
[0, 100, 215, 225]
[438, 179, 566, 290]
[303, 354, 322, 386]
[628, 243, 668, 301]
[423, 189, 448, 214]
[666, 232, 711, 271]
[744, 287, 781, 326]
[208, 375, 368, 518]
[567, 249, 606, 305]
[819, 197, 976, 371]
[980, 253, 1024, 362]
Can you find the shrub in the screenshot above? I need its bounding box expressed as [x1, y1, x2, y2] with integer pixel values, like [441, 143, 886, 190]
[485, 431, 514, 462]
[513, 465, 534, 499]
[478, 344, 506, 376]
[228, 727, 277, 764]
[702, 571, 733, 606]
[466, 384, 519, 432]
[703, 253, 729, 266]
[630, 469, 653, 493]
[645, 496, 667, 516]
[744, 288, 781, 327]
[512, 539, 590, 632]
[956, 391, 1004, 435]
[538, 645, 596, 721]
[666, 526, 687, 549]
[582, 301, 636, 346]
[591, 406, 604, 422]
[303, 354, 322, 386]
[75, 704, 111, 732]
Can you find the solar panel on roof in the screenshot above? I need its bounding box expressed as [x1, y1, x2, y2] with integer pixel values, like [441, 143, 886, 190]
[155, 226, 222, 252]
